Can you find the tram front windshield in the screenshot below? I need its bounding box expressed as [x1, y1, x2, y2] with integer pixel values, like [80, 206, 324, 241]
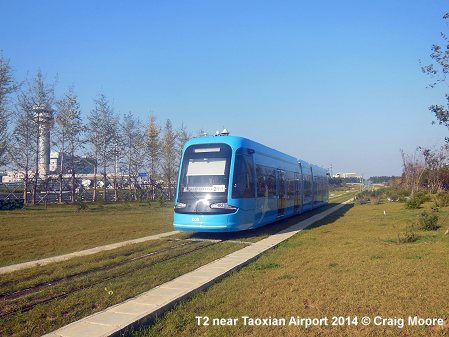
[178, 144, 232, 200]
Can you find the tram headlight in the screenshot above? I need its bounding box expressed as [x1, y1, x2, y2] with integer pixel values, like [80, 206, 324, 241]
[175, 202, 187, 209]
[210, 202, 237, 211]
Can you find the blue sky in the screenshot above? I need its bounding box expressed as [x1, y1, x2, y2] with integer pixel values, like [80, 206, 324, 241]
[1, 0, 449, 177]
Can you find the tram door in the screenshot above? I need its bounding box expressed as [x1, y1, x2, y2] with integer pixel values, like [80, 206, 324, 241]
[277, 170, 285, 217]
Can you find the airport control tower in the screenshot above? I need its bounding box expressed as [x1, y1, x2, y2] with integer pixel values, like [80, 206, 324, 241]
[33, 104, 53, 177]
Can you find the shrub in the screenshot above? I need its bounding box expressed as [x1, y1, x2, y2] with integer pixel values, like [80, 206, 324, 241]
[385, 188, 410, 202]
[0, 199, 24, 210]
[355, 196, 368, 205]
[405, 192, 430, 209]
[431, 203, 440, 213]
[416, 191, 431, 202]
[405, 198, 422, 209]
[417, 211, 440, 231]
[355, 190, 382, 205]
[118, 190, 131, 202]
[158, 196, 166, 207]
[397, 195, 408, 203]
[434, 192, 449, 207]
[397, 224, 417, 243]
[75, 195, 88, 211]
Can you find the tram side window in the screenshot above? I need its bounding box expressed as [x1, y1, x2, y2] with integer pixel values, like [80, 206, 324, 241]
[324, 177, 329, 198]
[317, 177, 322, 202]
[303, 174, 311, 198]
[313, 176, 317, 201]
[266, 168, 276, 197]
[278, 171, 286, 197]
[321, 177, 325, 201]
[256, 165, 267, 197]
[287, 171, 296, 198]
[232, 154, 255, 198]
[256, 165, 276, 197]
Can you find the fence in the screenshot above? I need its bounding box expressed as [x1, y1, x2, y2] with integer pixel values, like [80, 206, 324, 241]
[0, 175, 176, 205]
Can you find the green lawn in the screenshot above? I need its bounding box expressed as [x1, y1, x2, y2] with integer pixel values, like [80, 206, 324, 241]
[0, 202, 174, 266]
[0, 193, 354, 267]
[0, 238, 245, 337]
[130, 201, 449, 337]
[0, 194, 357, 337]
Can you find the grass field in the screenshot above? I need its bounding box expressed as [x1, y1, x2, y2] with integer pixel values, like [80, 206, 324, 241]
[0, 190, 361, 336]
[0, 191, 355, 267]
[0, 238, 249, 337]
[130, 201, 449, 337]
[0, 202, 174, 266]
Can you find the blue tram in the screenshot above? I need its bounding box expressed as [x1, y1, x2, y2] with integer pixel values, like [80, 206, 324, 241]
[173, 135, 329, 232]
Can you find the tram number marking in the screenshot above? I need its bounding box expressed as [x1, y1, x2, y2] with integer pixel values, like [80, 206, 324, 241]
[192, 217, 200, 222]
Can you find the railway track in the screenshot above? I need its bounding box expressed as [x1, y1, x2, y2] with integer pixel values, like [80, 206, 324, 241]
[0, 239, 223, 319]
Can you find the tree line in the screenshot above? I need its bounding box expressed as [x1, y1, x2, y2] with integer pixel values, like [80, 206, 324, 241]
[0, 52, 192, 205]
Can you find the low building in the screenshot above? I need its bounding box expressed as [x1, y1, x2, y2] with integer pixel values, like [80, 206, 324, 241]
[2, 171, 26, 183]
[332, 172, 361, 179]
[50, 151, 96, 174]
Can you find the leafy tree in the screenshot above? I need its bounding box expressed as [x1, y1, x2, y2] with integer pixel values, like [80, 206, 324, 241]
[369, 176, 396, 184]
[422, 12, 449, 142]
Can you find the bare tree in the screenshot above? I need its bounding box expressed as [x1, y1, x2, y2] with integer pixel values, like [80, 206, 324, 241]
[54, 87, 83, 203]
[177, 123, 191, 155]
[16, 71, 54, 204]
[419, 146, 448, 192]
[400, 149, 426, 195]
[145, 115, 161, 200]
[10, 104, 37, 205]
[161, 119, 177, 200]
[175, 123, 191, 200]
[0, 51, 19, 166]
[120, 111, 144, 200]
[87, 94, 118, 202]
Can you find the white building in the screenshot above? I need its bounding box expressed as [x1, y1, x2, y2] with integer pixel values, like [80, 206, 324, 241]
[2, 171, 27, 183]
[49, 151, 95, 174]
[50, 151, 60, 172]
[332, 172, 361, 179]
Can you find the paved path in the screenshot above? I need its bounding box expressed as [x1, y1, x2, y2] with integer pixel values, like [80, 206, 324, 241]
[0, 231, 180, 275]
[43, 200, 352, 337]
